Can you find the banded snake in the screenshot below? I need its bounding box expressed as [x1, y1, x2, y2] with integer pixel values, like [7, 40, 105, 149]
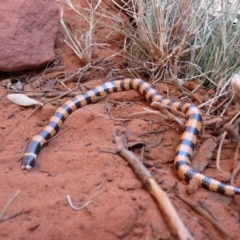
[21, 78, 240, 195]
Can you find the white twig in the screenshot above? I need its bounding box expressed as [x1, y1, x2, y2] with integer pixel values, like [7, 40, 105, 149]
[66, 193, 98, 211]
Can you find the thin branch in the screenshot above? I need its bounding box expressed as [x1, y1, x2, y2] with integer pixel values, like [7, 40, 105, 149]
[113, 131, 193, 240]
[176, 193, 230, 238]
[0, 190, 20, 221]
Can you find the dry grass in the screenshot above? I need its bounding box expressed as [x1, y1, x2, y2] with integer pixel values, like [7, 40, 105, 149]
[112, 0, 240, 86]
[58, 0, 104, 64]
[58, 0, 240, 89]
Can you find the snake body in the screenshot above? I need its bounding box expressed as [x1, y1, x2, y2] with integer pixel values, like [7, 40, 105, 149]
[21, 78, 240, 195]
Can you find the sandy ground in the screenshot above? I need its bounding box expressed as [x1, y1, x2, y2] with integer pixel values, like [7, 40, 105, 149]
[1, 0, 240, 239]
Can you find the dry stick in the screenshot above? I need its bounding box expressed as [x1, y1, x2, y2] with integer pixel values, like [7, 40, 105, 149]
[198, 89, 232, 109]
[26, 92, 84, 98]
[24, 86, 80, 122]
[86, 105, 132, 122]
[0, 211, 23, 222]
[127, 107, 182, 128]
[0, 190, 20, 221]
[179, 83, 203, 104]
[43, 66, 69, 74]
[6, 110, 17, 120]
[216, 111, 240, 171]
[127, 110, 162, 118]
[113, 133, 193, 240]
[150, 102, 186, 128]
[24, 105, 42, 122]
[175, 193, 230, 238]
[151, 102, 186, 119]
[6, 89, 47, 94]
[198, 200, 218, 221]
[47, 76, 103, 104]
[209, 97, 229, 115]
[104, 98, 113, 119]
[22, 81, 101, 101]
[205, 79, 224, 117]
[230, 102, 240, 185]
[204, 116, 230, 126]
[230, 139, 240, 186]
[224, 123, 240, 142]
[43, 86, 79, 105]
[24, 82, 93, 122]
[138, 130, 164, 137]
[99, 149, 117, 154]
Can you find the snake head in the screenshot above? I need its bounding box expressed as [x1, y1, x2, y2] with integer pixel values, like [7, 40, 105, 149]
[21, 153, 37, 171]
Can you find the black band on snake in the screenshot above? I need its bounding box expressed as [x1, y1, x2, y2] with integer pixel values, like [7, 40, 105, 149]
[21, 78, 240, 195]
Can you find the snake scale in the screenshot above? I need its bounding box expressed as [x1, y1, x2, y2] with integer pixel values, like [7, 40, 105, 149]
[21, 78, 240, 195]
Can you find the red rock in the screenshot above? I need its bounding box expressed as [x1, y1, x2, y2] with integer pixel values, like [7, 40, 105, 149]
[0, 0, 59, 72]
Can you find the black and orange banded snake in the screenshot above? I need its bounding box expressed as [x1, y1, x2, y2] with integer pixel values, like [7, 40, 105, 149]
[21, 78, 240, 195]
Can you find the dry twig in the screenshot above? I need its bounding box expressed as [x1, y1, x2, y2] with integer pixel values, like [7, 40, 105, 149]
[24, 105, 42, 122]
[230, 139, 240, 186]
[216, 112, 240, 171]
[151, 102, 185, 128]
[113, 131, 193, 240]
[176, 193, 230, 238]
[0, 211, 23, 222]
[204, 116, 231, 126]
[0, 190, 20, 221]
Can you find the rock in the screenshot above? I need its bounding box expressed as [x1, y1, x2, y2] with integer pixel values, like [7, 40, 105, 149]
[0, 0, 59, 72]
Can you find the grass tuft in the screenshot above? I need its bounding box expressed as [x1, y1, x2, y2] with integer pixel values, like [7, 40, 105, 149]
[58, 0, 240, 88]
[58, 0, 103, 64]
[114, 0, 240, 86]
